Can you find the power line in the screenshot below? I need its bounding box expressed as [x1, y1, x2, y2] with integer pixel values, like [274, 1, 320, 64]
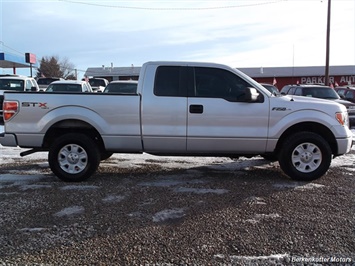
[58, 0, 287, 10]
[0, 41, 25, 56]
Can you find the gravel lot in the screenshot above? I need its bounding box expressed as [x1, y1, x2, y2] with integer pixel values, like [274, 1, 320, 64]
[0, 146, 355, 265]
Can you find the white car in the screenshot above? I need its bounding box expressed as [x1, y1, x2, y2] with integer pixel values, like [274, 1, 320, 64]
[103, 80, 138, 94]
[46, 80, 93, 92]
[0, 74, 39, 92]
[88, 78, 109, 92]
[37, 77, 63, 90]
[0, 74, 40, 125]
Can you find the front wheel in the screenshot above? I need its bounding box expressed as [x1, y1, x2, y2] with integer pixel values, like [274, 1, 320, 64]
[48, 133, 100, 182]
[278, 132, 332, 181]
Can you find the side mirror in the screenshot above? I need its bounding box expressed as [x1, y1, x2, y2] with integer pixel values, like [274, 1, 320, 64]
[245, 87, 260, 102]
[31, 86, 38, 92]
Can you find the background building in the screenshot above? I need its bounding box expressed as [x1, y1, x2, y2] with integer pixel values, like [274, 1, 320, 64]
[85, 65, 141, 82]
[85, 65, 355, 90]
[239, 65, 355, 89]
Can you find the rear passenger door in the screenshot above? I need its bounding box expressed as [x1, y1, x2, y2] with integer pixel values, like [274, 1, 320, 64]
[186, 66, 269, 154]
[141, 65, 188, 153]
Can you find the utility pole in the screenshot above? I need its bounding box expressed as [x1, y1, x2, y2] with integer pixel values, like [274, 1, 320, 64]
[325, 0, 331, 86]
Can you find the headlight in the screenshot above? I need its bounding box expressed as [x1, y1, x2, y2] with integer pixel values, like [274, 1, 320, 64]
[336, 112, 349, 127]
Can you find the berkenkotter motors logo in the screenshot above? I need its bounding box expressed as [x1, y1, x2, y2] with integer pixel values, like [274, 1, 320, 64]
[291, 256, 352, 263]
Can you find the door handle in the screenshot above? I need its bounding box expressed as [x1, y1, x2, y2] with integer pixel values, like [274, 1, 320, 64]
[189, 104, 203, 114]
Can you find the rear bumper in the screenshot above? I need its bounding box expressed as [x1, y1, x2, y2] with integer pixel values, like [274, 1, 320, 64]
[0, 133, 18, 147]
[0, 125, 17, 146]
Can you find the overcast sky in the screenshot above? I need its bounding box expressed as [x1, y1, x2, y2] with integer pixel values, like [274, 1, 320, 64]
[0, 0, 354, 78]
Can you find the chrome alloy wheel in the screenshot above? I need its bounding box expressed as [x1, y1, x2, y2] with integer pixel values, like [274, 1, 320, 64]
[58, 144, 88, 174]
[291, 142, 322, 173]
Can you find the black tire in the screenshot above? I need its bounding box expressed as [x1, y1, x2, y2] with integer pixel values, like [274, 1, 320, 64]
[100, 152, 113, 161]
[278, 132, 332, 181]
[48, 133, 100, 182]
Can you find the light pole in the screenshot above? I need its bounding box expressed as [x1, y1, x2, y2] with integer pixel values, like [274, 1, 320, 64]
[325, 0, 331, 86]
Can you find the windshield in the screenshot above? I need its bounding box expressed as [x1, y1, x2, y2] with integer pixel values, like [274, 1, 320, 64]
[104, 83, 137, 94]
[262, 84, 280, 95]
[89, 79, 106, 87]
[0, 79, 24, 91]
[46, 84, 82, 92]
[37, 78, 59, 85]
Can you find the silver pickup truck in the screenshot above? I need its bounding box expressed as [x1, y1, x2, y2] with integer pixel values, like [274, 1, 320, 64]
[0, 61, 353, 182]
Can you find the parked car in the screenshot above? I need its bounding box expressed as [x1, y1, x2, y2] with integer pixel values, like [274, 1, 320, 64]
[103, 80, 138, 94]
[335, 86, 355, 103]
[0, 74, 39, 92]
[45, 80, 93, 92]
[260, 83, 279, 95]
[0, 74, 39, 125]
[280, 84, 355, 128]
[88, 78, 109, 92]
[37, 77, 62, 90]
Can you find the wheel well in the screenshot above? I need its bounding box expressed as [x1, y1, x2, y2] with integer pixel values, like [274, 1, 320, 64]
[43, 119, 105, 152]
[275, 122, 338, 155]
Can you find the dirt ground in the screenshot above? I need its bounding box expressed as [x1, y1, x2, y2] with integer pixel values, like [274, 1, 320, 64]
[0, 148, 354, 265]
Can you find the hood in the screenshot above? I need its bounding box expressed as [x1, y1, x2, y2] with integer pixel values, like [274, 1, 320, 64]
[333, 98, 355, 107]
[276, 95, 347, 113]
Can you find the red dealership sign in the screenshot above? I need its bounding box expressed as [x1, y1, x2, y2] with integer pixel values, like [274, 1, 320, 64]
[25, 53, 36, 64]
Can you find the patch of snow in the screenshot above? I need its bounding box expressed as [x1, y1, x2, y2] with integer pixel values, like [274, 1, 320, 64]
[0, 174, 46, 183]
[294, 183, 325, 190]
[61, 185, 100, 191]
[139, 176, 205, 187]
[228, 253, 289, 261]
[173, 187, 229, 194]
[245, 196, 267, 205]
[54, 206, 85, 217]
[245, 219, 259, 224]
[20, 184, 52, 190]
[19, 227, 47, 232]
[273, 182, 325, 190]
[152, 208, 185, 222]
[246, 213, 280, 224]
[127, 211, 144, 218]
[206, 157, 273, 171]
[102, 194, 125, 203]
[255, 213, 280, 219]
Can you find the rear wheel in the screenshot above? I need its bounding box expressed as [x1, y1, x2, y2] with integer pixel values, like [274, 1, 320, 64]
[48, 133, 100, 182]
[278, 132, 332, 181]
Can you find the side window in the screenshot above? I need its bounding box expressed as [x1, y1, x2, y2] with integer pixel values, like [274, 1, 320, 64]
[337, 89, 345, 97]
[288, 87, 296, 95]
[25, 80, 33, 91]
[194, 67, 252, 102]
[154, 66, 181, 97]
[345, 90, 354, 99]
[83, 83, 89, 92]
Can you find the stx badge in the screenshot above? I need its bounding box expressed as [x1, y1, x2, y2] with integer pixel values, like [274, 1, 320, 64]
[22, 102, 48, 109]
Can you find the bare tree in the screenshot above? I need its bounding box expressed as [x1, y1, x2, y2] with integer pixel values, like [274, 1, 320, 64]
[60, 57, 75, 79]
[37, 56, 75, 79]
